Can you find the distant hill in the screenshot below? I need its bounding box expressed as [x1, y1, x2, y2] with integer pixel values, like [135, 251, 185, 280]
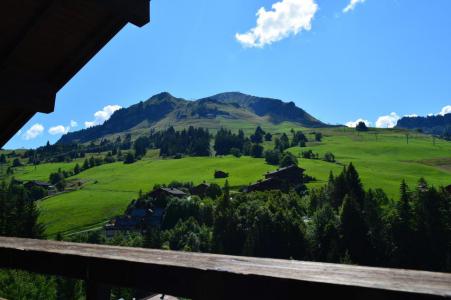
[396, 113, 451, 137]
[58, 92, 327, 144]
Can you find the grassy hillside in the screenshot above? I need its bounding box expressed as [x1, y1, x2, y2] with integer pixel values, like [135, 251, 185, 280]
[6, 127, 451, 237]
[289, 129, 451, 192]
[37, 156, 275, 236]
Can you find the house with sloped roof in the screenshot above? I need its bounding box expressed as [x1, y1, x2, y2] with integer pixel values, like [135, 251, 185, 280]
[265, 165, 305, 184]
[247, 165, 305, 193]
[191, 182, 210, 197]
[445, 184, 451, 194]
[149, 187, 187, 199]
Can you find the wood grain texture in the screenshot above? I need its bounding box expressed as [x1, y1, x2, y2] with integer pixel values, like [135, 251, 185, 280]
[0, 237, 450, 299]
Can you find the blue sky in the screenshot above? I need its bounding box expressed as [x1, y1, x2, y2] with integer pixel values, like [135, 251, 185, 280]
[6, 0, 451, 149]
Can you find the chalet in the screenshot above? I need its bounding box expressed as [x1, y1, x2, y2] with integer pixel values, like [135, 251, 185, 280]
[128, 207, 165, 227]
[24, 181, 54, 191]
[105, 216, 140, 237]
[191, 182, 210, 197]
[445, 185, 451, 194]
[265, 165, 305, 185]
[149, 187, 187, 199]
[129, 208, 151, 219]
[148, 208, 165, 227]
[247, 165, 305, 193]
[105, 207, 165, 237]
[247, 178, 281, 192]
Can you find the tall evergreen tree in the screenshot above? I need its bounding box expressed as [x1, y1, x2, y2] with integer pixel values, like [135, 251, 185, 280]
[345, 163, 365, 204]
[340, 194, 369, 264]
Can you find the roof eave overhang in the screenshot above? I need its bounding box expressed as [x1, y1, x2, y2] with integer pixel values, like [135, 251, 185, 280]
[0, 0, 151, 148]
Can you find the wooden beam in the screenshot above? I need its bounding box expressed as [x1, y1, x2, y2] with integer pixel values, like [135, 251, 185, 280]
[0, 237, 450, 300]
[0, 73, 55, 113]
[50, 16, 127, 93]
[93, 0, 151, 27]
[0, 110, 34, 148]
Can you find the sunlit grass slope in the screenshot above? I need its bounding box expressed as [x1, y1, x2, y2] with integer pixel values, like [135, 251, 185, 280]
[38, 156, 275, 236]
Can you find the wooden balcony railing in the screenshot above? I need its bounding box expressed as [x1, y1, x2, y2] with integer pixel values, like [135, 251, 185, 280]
[0, 237, 450, 299]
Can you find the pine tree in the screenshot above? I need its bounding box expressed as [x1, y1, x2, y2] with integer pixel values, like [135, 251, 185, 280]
[345, 163, 365, 205]
[310, 205, 341, 262]
[398, 180, 411, 222]
[340, 194, 369, 264]
[223, 180, 230, 203]
[73, 163, 81, 175]
[391, 180, 415, 268]
[82, 158, 89, 170]
[279, 133, 290, 151]
[264, 132, 272, 141]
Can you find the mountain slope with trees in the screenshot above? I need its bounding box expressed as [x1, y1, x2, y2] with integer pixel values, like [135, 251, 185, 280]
[396, 113, 451, 139]
[58, 92, 327, 144]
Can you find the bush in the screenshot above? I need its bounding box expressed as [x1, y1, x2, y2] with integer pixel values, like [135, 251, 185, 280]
[214, 170, 229, 178]
[124, 152, 135, 164]
[250, 144, 264, 158]
[56, 180, 66, 192]
[315, 132, 323, 142]
[104, 155, 116, 164]
[49, 171, 65, 185]
[356, 121, 369, 132]
[230, 148, 242, 158]
[206, 183, 222, 199]
[324, 152, 335, 163]
[12, 158, 22, 167]
[280, 152, 298, 167]
[302, 150, 318, 159]
[29, 186, 48, 201]
[265, 150, 281, 165]
[264, 132, 273, 141]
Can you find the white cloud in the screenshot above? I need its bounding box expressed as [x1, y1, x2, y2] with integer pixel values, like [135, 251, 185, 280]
[235, 0, 318, 48]
[346, 118, 371, 128]
[343, 0, 366, 13]
[23, 124, 44, 140]
[85, 105, 122, 128]
[438, 105, 451, 116]
[403, 114, 418, 118]
[70, 120, 78, 128]
[84, 121, 96, 128]
[375, 112, 399, 128]
[48, 125, 70, 135]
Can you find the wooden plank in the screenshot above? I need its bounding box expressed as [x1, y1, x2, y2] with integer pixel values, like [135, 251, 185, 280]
[0, 237, 450, 299]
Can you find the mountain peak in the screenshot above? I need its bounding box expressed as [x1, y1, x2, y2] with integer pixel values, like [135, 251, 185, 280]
[58, 91, 327, 144]
[148, 92, 176, 101]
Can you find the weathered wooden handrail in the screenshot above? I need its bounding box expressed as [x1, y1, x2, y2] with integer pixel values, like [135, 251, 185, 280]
[0, 237, 450, 300]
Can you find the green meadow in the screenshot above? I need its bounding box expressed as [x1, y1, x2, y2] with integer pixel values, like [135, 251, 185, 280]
[8, 128, 451, 236]
[35, 156, 275, 236]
